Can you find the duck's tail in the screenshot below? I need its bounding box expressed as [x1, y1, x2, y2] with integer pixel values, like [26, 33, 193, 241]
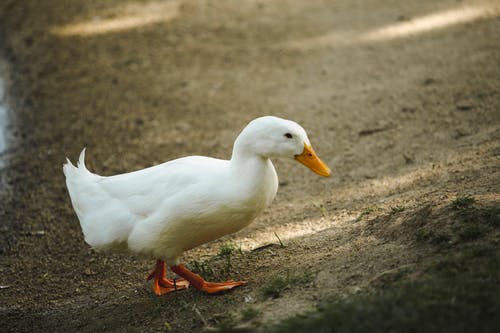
[63, 149, 132, 250]
[63, 148, 101, 236]
[63, 148, 100, 217]
[63, 148, 91, 178]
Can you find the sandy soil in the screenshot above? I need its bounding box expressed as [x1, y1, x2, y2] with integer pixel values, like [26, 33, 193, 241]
[0, 0, 499, 332]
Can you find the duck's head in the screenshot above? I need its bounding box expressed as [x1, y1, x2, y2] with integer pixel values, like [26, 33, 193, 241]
[233, 116, 331, 177]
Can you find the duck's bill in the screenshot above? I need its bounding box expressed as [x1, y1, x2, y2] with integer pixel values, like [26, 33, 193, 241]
[294, 144, 331, 177]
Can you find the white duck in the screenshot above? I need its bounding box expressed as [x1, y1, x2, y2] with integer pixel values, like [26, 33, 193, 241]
[63, 116, 330, 295]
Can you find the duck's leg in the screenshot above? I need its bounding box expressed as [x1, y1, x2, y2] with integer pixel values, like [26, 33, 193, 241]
[170, 263, 246, 294]
[147, 259, 190, 296]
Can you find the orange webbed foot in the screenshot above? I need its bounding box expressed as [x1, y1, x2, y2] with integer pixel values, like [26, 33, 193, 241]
[171, 264, 246, 294]
[200, 280, 246, 294]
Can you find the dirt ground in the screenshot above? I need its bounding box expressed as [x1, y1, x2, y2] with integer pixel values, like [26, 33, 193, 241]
[0, 0, 499, 332]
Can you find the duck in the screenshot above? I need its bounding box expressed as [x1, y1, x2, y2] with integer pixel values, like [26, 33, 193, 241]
[63, 116, 331, 296]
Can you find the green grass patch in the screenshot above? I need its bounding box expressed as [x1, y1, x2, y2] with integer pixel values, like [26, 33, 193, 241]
[356, 206, 379, 221]
[313, 202, 328, 217]
[218, 241, 242, 274]
[451, 195, 476, 211]
[241, 307, 261, 322]
[390, 205, 406, 214]
[189, 260, 215, 279]
[262, 271, 313, 298]
[189, 242, 243, 278]
[218, 241, 242, 256]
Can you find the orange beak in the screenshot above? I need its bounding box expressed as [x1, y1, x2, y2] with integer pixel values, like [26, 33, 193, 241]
[294, 143, 331, 177]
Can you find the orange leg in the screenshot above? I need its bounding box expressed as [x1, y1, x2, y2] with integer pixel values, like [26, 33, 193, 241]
[147, 259, 190, 296]
[170, 263, 246, 294]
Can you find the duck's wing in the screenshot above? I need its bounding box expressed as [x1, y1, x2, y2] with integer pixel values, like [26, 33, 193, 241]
[99, 155, 228, 216]
[64, 149, 227, 250]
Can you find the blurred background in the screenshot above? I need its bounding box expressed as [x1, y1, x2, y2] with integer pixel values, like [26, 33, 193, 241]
[1, 0, 499, 332]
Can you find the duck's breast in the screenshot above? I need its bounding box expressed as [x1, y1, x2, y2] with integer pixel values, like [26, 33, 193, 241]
[128, 158, 278, 260]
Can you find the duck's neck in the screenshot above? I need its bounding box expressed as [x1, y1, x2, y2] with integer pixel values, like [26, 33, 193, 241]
[230, 147, 271, 178]
[229, 143, 278, 192]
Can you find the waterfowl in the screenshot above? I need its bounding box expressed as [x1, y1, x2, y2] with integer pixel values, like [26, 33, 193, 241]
[63, 116, 331, 295]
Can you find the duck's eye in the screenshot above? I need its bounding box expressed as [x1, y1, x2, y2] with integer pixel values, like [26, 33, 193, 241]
[284, 133, 293, 139]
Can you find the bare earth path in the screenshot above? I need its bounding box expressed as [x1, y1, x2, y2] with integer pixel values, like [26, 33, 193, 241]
[0, 0, 499, 332]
